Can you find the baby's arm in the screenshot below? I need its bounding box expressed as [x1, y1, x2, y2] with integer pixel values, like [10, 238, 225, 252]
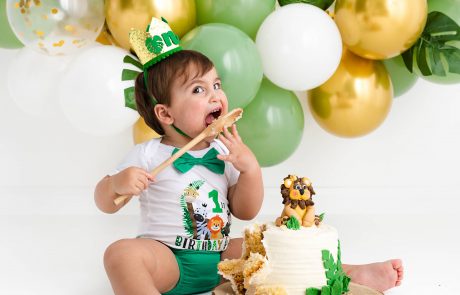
[217, 125, 264, 220]
[227, 167, 263, 220]
[94, 167, 153, 213]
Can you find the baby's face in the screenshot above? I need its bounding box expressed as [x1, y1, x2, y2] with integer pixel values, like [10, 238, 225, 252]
[169, 65, 228, 138]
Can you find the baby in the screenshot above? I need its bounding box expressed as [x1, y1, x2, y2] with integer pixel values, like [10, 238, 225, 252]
[94, 18, 402, 295]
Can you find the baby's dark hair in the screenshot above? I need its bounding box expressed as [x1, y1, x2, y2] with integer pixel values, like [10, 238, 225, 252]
[134, 50, 214, 135]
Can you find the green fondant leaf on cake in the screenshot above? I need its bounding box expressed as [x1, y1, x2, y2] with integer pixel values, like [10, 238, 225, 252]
[286, 215, 301, 230]
[326, 271, 335, 284]
[321, 285, 331, 295]
[319, 213, 325, 222]
[331, 279, 343, 295]
[306, 242, 351, 294]
[306, 288, 321, 295]
[337, 240, 342, 263]
[343, 276, 351, 292]
[319, 242, 351, 295]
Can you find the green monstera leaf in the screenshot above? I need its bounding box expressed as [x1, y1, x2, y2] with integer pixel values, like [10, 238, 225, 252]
[402, 11, 460, 77]
[145, 35, 164, 54]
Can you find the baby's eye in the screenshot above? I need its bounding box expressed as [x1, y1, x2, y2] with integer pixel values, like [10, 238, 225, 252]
[213, 82, 221, 90]
[193, 86, 204, 94]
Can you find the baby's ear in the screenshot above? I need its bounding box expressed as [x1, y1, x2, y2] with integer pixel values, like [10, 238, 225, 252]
[154, 104, 174, 125]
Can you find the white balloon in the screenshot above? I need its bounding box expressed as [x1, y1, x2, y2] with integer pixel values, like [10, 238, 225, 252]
[256, 4, 342, 91]
[7, 48, 72, 117]
[58, 45, 139, 136]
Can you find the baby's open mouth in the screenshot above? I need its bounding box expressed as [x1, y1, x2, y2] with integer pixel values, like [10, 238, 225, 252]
[205, 107, 222, 126]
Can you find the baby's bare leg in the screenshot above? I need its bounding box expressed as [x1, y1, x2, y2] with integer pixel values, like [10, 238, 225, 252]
[343, 259, 404, 293]
[221, 238, 243, 261]
[104, 238, 179, 295]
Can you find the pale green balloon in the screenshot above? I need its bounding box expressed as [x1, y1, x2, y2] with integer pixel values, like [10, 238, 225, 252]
[383, 55, 418, 97]
[238, 78, 304, 167]
[196, 0, 276, 39]
[181, 23, 263, 110]
[0, 0, 22, 48]
[278, 0, 335, 10]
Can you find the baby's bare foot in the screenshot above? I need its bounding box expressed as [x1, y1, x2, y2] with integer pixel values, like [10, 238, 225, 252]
[344, 259, 404, 293]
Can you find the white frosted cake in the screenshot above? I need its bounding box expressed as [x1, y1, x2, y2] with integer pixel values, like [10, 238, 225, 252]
[218, 175, 350, 295]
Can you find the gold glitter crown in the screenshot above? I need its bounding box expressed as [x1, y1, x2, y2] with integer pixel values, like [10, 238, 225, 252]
[129, 17, 182, 69]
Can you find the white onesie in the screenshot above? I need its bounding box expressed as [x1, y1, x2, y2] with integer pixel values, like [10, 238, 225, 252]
[113, 138, 240, 252]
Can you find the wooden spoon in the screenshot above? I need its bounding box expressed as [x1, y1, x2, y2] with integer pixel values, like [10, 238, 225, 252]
[113, 108, 243, 205]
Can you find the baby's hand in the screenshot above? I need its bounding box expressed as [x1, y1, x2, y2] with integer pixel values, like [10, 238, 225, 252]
[111, 167, 154, 196]
[217, 124, 259, 173]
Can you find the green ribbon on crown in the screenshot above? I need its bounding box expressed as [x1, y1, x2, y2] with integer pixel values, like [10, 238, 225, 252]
[172, 148, 225, 174]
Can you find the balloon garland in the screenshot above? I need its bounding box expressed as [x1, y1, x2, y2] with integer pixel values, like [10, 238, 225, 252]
[2, 0, 459, 165]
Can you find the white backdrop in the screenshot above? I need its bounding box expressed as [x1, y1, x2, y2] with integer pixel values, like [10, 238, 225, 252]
[1, 47, 459, 216]
[2, 44, 460, 295]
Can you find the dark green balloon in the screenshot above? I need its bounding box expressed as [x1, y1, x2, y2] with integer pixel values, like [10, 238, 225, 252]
[0, 0, 23, 49]
[196, 0, 276, 40]
[383, 55, 418, 97]
[238, 78, 304, 167]
[278, 0, 335, 10]
[181, 23, 263, 110]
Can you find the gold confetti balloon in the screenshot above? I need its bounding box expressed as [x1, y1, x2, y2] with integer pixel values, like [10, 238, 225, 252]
[105, 0, 196, 51]
[334, 0, 427, 60]
[308, 48, 393, 138]
[133, 117, 160, 144]
[6, 0, 105, 55]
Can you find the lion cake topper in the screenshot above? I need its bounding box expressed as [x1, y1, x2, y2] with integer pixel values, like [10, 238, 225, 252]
[276, 174, 321, 229]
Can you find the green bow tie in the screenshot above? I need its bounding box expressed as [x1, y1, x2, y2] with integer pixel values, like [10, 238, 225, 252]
[172, 147, 225, 174]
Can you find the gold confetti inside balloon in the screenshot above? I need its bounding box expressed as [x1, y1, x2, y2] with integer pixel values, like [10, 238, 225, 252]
[334, 0, 427, 60]
[6, 0, 105, 55]
[308, 48, 393, 137]
[105, 0, 196, 50]
[133, 117, 160, 144]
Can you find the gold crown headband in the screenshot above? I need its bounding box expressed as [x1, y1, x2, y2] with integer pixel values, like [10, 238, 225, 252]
[122, 17, 182, 108]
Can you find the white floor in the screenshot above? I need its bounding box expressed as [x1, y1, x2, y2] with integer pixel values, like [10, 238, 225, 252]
[1, 189, 459, 295]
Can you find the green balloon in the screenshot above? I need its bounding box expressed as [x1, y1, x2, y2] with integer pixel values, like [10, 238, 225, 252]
[196, 0, 276, 39]
[278, 0, 335, 10]
[0, 0, 23, 48]
[238, 78, 304, 167]
[383, 55, 418, 97]
[428, 0, 460, 24]
[182, 23, 263, 110]
[421, 0, 460, 84]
